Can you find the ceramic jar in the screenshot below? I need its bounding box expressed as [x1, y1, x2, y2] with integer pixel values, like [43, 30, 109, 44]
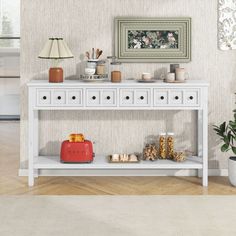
[110, 61, 122, 83]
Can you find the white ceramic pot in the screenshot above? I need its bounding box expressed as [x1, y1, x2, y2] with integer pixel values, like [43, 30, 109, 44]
[228, 157, 236, 187]
[85, 68, 95, 75]
[142, 73, 152, 80]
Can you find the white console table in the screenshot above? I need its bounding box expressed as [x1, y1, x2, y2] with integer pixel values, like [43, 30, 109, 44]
[27, 80, 209, 187]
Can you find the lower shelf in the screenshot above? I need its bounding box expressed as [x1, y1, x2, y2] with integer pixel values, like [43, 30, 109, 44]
[34, 156, 203, 170]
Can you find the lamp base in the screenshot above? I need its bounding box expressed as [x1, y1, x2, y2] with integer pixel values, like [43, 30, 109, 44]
[49, 67, 63, 83]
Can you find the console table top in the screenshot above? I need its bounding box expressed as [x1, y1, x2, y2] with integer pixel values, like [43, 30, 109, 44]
[27, 79, 209, 87]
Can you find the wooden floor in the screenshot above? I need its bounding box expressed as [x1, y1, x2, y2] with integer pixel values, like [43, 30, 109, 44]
[1, 121, 236, 195]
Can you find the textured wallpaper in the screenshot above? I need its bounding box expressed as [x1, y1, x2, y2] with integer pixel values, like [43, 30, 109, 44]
[21, 0, 236, 169]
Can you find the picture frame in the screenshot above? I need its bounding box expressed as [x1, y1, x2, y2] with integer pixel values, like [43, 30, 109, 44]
[218, 0, 236, 50]
[115, 17, 191, 63]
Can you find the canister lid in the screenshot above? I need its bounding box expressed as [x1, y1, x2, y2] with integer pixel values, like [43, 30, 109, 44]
[167, 132, 174, 136]
[159, 132, 166, 136]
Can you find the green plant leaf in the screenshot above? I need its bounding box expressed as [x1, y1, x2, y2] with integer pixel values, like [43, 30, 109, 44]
[213, 128, 222, 134]
[221, 143, 229, 152]
[228, 126, 236, 135]
[232, 146, 236, 155]
[229, 121, 236, 129]
[224, 136, 230, 145]
[220, 122, 226, 132]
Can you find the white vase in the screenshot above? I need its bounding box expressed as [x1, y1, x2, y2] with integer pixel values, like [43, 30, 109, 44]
[228, 157, 236, 187]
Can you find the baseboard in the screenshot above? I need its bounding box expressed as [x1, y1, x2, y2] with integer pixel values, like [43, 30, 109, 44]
[18, 168, 229, 177]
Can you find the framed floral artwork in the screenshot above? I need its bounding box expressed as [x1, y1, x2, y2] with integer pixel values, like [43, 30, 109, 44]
[218, 0, 236, 50]
[115, 17, 191, 62]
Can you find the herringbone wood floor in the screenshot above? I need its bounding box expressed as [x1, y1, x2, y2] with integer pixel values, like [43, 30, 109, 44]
[1, 121, 236, 195]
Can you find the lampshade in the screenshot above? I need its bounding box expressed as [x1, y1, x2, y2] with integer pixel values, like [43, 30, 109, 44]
[38, 38, 74, 59]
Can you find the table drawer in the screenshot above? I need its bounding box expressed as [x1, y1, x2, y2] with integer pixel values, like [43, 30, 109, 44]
[184, 90, 200, 106]
[120, 89, 151, 107]
[86, 89, 117, 107]
[102, 90, 116, 106]
[169, 90, 184, 105]
[154, 89, 168, 106]
[154, 89, 199, 107]
[53, 90, 66, 105]
[37, 90, 51, 106]
[135, 89, 150, 106]
[67, 90, 83, 106]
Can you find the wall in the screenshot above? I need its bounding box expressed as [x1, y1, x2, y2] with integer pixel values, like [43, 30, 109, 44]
[20, 0, 236, 170]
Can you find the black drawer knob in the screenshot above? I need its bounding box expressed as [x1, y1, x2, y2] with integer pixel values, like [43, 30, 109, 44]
[42, 96, 47, 100]
[57, 96, 61, 100]
[92, 96, 96, 100]
[107, 96, 111, 100]
[175, 96, 179, 100]
[140, 96, 144, 100]
[160, 96, 164, 100]
[126, 96, 130, 100]
[72, 96, 76, 100]
[189, 96, 193, 100]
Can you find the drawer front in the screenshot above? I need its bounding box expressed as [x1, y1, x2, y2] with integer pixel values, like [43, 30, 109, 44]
[120, 89, 151, 107]
[120, 89, 135, 106]
[154, 89, 168, 106]
[86, 89, 117, 107]
[37, 90, 51, 106]
[135, 89, 151, 106]
[53, 90, 66, 105]
[101, 89, 117, 106]
[184, 90, 199, 106]
[86, 89, 100, 106]
[169, 90, 184, 105]
[67, 90, 83, 106]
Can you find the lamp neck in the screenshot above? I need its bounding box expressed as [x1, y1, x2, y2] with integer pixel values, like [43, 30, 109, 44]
[52, 59, 61, 68]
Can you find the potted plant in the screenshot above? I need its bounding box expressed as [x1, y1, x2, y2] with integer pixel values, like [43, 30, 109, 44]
[213, 109, 236, 186]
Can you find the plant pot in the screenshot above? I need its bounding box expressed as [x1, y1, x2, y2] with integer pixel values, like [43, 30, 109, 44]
[228, 157, 236, 187]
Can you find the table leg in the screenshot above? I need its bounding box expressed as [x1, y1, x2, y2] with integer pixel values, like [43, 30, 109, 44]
[202, 107, 208, 187]
[28, 90, 35, 186]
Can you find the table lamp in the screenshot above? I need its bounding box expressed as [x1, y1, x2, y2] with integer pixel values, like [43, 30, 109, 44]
[38, 38, 74, 83]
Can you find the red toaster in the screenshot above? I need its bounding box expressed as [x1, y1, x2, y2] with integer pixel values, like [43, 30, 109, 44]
[60, 140, 94, 163]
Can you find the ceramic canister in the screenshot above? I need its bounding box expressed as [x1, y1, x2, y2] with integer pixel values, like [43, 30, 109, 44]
[175, 68, 186, 81]
[142, 73, 152, 80]
[166, 72, 175, 82]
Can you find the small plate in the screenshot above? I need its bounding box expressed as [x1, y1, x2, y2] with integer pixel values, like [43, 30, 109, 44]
[136, 79, 157, 83]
